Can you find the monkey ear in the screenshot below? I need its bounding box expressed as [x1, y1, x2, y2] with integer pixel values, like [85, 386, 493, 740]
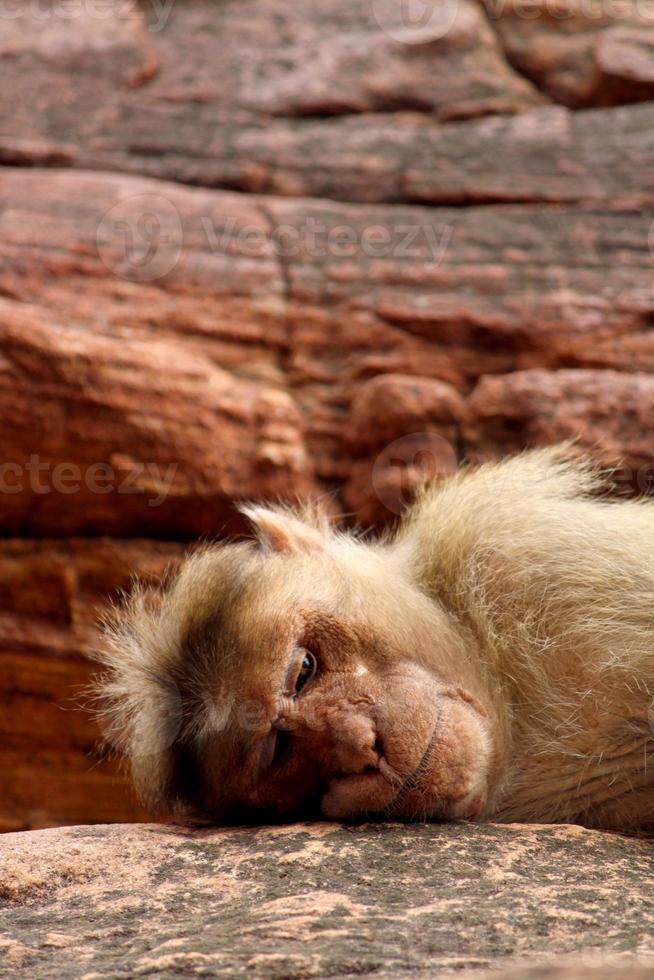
[239, 505, 325, 554]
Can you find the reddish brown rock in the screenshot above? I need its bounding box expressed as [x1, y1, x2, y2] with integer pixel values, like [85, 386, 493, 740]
[343, 375, 468, 523]
[147, 0, 541, 120]
[0, 169, 321, 535]
[1, 167, 654, 532]
[596, 29, 654, 105]
[0, 822, 652, 978]
[74, 102, 654, 206]
[0, 300, 314, 537]
[347, 374, 469, 452]
[471, 965, 654, 980]
[0, 0, 157, 163]
[5, 0, 654, 206]
[0, 0, 541, 172]
[0, 539, 182, 832]
[483, 1, 654, 108]
[467, 370, 654, 493]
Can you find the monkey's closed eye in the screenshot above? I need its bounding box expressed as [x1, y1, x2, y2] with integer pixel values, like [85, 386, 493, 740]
[294, 648, 317, 695]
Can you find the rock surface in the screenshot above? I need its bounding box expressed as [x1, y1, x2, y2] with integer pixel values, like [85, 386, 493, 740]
[1, 167, 653, 532]
[0, 539, 182, 832]
[0, 822, 652, 978]
[483, 0, 654, 107]
[1, 0, 654, 829]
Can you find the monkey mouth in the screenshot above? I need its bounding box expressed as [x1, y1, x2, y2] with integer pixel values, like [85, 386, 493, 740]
[382, 711, 443, 815]
[321, 689, 491, 822]
[384, 696, 492, 822]
[321, 710, 445, 821]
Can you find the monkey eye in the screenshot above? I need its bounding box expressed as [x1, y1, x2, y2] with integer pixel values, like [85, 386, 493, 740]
[294, 648, 317, 695]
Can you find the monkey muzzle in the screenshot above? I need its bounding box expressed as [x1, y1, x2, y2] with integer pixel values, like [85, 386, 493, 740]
[320, 666, 493, 822]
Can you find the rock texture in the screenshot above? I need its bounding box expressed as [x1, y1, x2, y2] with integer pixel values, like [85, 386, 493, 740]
[0, 539, 181, 832]
[483, 1, 654, 108]
[1, 0, 654, 829]
[0, 823, 652, 978]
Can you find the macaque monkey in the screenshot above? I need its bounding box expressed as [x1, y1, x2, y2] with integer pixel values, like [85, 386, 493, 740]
[95, 446, 654, 831]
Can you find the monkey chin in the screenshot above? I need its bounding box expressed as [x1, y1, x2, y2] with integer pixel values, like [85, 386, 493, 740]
[321, 668, 495, 824]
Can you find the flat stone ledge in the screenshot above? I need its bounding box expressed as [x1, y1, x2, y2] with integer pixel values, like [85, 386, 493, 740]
[0, 822, 652, 978]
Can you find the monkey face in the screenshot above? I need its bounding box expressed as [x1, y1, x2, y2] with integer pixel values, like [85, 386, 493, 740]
[158, 507, 499, 825]
[230, 655, 493, 825]
[98, 503, 499, 825]
[186, 605, 495, 824]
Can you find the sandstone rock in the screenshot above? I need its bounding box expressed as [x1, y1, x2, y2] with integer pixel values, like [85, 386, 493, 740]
[0, 298, 315, 537]
[0, 0, 541, 173]
[146, 0, 541, 120]
[471, 965, 654, 980]
[343, 375, 468, 522]
[596, 29, 654, 105]
[1, 167, 654, 530]
[347, 374, 469, 452]
[483, 1, 654, 107]
[0, 822, 652, 978]
[0, 539, 182, 831]
[467, 370, 654, 494]
[72, 101, 654, 206]
[5, 5, 654, 207]
[0, 0, 157, 164]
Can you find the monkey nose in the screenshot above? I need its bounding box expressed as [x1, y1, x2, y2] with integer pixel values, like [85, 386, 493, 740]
[327, 712, 384, 776]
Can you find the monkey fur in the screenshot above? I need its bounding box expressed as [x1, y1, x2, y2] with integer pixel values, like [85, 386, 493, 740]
[94, 446, 654, 831]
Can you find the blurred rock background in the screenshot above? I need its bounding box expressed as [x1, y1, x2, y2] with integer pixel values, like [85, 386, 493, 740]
[1, 0, 654, 830]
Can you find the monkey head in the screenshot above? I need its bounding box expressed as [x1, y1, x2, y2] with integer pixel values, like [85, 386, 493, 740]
[96, 505, 502, 824]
